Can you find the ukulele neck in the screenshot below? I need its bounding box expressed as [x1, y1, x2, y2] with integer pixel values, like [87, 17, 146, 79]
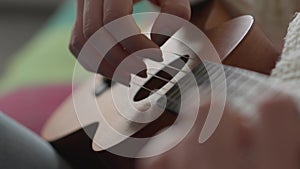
[158, 61, 300, 118]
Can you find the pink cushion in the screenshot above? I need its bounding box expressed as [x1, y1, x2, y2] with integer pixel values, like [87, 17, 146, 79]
[0, 85, 72, 135]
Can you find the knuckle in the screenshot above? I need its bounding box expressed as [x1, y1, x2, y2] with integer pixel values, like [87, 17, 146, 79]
[83, 27, 95, 39]
[163, 3, 191, 20]
[83, 23, 99, 39]
[103, 8, 133, 24]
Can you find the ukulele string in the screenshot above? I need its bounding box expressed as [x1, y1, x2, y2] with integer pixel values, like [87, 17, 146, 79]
[162, 62, 213, 100]
[146, 72, 177, 85]
[132, 52, 268, 108]
[134, 51, 287, 114]
[157, 60, 215, 100]
[144, 62, 258, 107]
[132, 60, 206, 101]
[139, 52, 198, 85]
[131, 61, 231, 106]
[130, 81, 182, 104]
[162, 50, 199, 62]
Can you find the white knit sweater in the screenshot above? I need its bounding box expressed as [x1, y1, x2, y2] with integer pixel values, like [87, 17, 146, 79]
[271, 13, 300, 83]
[218, 0, 300, 83]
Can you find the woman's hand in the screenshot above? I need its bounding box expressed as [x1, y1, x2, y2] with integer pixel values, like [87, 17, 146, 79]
[137, 94, 300, 169]
[69, 0, 191, 85]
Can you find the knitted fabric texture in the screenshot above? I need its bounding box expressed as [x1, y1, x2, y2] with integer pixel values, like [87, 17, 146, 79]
[271, 13, 300, 83]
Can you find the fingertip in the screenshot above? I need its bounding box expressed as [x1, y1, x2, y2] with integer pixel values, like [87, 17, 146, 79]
[69, 35, 85, 57]
[69, 41, 79, 57]
[257, 93, 297, 119]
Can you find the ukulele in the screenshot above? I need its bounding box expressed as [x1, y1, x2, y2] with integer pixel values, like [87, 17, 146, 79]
[41, 1, 279, 169]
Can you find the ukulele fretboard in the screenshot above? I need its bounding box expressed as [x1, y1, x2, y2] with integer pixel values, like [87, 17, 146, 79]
[157, 61, 300, 118]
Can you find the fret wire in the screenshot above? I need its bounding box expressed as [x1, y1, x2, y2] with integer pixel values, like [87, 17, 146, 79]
[131, 63, 213, 107]
[169, 64, 235, 101]
[165, 63, 209, 100]
[164, 64, 227, 109]
[226, 71, 254, 97]
[165, 76, 195, 101]
[117, 53, 299, 113]
[131, 58, 275, 113]
[228, 77, 271, 115]
[181, 67, 244, 106]
[158, 62, 239, 103]
[195, 67, 235, 98]
[139, 61, 204, 101]
[225, 68, 269, 105]
[202, 69, 236, 97]
[177, 61, 218, 93]
[145, 58, 218, 101]
[237, 75, 270, 107]
[152, 62, 206, 101]
[164, 62, 217, 101]
[132, 60, 205, 104]
[193, 67, 252, 103]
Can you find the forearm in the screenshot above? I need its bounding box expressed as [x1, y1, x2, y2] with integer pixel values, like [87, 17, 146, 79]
[0, 113, 71, 169]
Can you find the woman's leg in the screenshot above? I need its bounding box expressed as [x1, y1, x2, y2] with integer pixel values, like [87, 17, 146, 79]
[0, 112, 72, 169]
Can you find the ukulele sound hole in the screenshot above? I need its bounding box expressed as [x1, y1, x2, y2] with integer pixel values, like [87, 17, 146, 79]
[134, 55, 189, 102]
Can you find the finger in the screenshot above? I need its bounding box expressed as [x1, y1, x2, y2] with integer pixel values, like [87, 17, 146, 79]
[137, 156, 168, 169]
[151, 0, 191, 46]
[103, 0, 163, 61]
[83, 0, 103, 39]
[149, 0, 160, 6]
[119, 35, 163, 62]
[137, 104, 245, 169]
[83, 0, 141, 78]
[87, 27, 148, 81]
[79, 41, 132, 85]
[69, 0, 87, 56]
[133, 0, 141, 4]
[107, 43, 148, 78]
[254, 95, 300, 169]
[197, 106, 244, 169]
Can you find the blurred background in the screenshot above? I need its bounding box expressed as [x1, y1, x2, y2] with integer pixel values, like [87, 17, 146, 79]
[0, 0, 76, 135]
[0, 0, 154, 135]
[0, 0, 61, 74]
